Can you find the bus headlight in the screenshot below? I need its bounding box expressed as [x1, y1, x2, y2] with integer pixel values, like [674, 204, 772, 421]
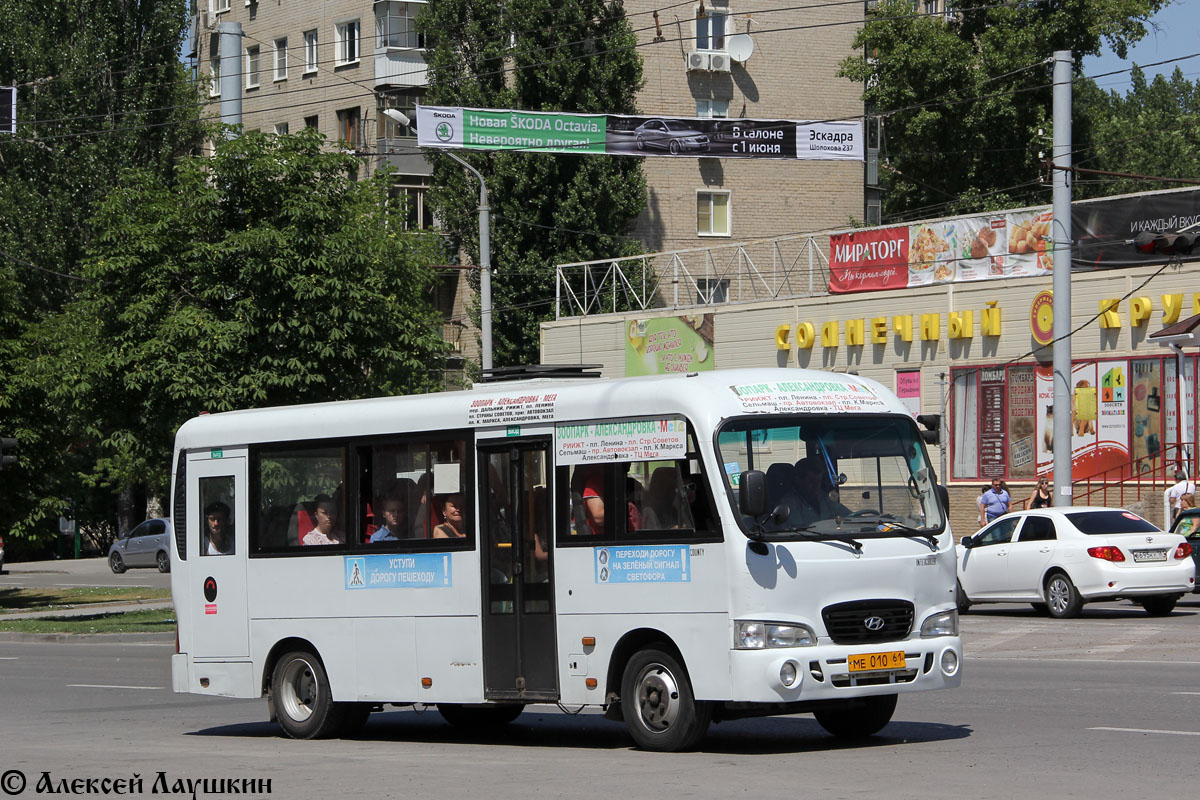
[920, 610, 959, 638]
[735, 621, 817, 649]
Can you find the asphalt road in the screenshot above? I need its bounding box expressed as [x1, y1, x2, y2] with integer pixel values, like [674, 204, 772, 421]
[1, 598, 1198, 800]
[0, 557, 171, 590]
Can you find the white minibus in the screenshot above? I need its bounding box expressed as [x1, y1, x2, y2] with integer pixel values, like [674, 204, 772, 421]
[169, 366, 961, 751]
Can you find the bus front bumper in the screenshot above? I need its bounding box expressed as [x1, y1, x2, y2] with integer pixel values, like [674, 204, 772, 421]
[726, 636, 962, 704]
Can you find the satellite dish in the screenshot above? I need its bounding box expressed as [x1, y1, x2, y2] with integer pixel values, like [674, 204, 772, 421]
[726, 34, 754, 64]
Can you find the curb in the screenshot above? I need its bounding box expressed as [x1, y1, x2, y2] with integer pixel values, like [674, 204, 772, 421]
[0, 631, 174, 643]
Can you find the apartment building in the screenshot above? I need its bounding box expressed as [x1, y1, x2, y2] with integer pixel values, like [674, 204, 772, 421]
[190, 1, 867, 367]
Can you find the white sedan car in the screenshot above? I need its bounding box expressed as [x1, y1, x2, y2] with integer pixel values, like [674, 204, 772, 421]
[956, 507, 1195, 618]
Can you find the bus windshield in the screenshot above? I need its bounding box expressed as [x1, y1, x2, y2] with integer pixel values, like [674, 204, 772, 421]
[716, 415, 944, 540]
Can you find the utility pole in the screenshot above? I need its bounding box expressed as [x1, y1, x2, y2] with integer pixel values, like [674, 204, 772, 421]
[1052, 51, 1073, 506]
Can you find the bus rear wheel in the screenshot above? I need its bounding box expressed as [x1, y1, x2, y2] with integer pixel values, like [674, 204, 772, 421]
[437, 703, 525, 728]
[620, 647, 710, 752]
[814, 693, 897, 739]
[271, 651, 344, 739]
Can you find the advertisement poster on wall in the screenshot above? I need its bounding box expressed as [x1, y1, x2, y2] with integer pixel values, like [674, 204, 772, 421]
[1130, 359, 1162, 472]
[624, 315, 715, 376]
[1035, 366, 1054, 476]
[896, 370, 921, 418]
[1096, 360, 1130, 478]
[979, 368, 1007, 478]
[1007, 366, 1036, 478]
[1069, 362, 1099, 477]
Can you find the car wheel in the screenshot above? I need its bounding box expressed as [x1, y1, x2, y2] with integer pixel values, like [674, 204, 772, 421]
[437, 703, 525, 728]
[636, 136, 645, 151]
[668, 139, 681, 155]
[956, 581, 970, 614]
[271, 650, 345, 739]
[621, 647, 710, 751]
[814, 694, 898, 739]
[155, 551, 170, 573]
[1044, 572, 1082, 619]
[109, 552, 127, 574]
[1139, 594, 1179, 616]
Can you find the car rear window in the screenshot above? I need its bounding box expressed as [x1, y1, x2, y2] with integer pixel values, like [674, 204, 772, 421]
[1066, 510, 1159, 535]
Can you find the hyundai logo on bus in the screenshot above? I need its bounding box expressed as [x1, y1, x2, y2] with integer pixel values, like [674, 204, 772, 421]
[864, 616, 886, 631]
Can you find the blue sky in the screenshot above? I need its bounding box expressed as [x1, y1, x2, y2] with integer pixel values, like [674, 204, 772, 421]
[1082, 0, 1200, 93]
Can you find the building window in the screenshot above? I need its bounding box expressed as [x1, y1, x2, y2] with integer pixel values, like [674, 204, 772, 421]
[391, 181, 434, 230]
[304, 115, 319, 130]
[337, 107, 361, 149]
[303, 29, 318, 74]
[336, 20, 360, 65]
[245, 45, 260, 88]
[694, 278, 729, 304]
[213, 0, 231, 12]
[208, 35, 220, 97]
[273, 37, 287, 80]
[274, 122, 289, 135]
[376, 2, 426, 49]
[697, 191, 730, 237]
[696, 7, 727, 51]
[377, 91, 421, 138]
[695, 99, 728, 118]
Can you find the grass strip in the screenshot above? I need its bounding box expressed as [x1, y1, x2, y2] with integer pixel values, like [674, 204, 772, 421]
[0, 586, 171, 611]
[0, 607, 176, 634]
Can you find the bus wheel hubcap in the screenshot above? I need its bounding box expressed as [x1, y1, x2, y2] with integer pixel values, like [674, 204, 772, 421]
[280, 659, 317, 722]
[636, 665, 680, 731]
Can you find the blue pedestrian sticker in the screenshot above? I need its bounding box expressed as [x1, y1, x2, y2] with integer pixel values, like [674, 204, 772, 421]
[595, 545, 690, 584]
[345, 553, 452, 589]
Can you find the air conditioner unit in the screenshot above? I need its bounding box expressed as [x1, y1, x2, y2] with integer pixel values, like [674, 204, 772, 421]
[686, 51, 710, 72]
[708, 53, 730, 73]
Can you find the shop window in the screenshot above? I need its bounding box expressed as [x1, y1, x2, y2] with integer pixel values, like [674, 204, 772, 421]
[697, 191, 730, 237]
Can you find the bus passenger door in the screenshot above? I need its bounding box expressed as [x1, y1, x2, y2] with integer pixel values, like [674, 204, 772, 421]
[479, 440, 557, 701]
[188, 455, 249, 659]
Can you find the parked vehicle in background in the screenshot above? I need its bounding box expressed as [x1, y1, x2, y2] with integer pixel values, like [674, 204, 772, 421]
[956, 508, 1194, 618]
[108, 519, 172, 573]
[1169, 508, 1200, 593]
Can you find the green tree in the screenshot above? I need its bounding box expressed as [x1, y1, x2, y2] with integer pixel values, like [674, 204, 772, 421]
[10, 129, 449, 540]
[838, 0, 1169, 220]
[421, 0, 647, 367]
[0, 0, 205, 544]
[1074, 66, 1200, 198]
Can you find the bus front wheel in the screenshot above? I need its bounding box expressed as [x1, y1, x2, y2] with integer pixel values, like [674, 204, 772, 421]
[620, 647, 711, 751]
[270, 651, 344, 739]
[814, 693, 897, 739]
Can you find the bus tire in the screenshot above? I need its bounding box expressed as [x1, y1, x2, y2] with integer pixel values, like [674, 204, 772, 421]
[436, 703, 525, 728]
[620, 647, 710, 752]
[955, 581, 970, 615]
[814, 693, 897, 739]
[270, 651, 344, 739]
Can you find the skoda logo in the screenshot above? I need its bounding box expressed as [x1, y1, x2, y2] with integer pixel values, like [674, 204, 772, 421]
[864, 616, 886, 631]
[435, 121, 453, 141]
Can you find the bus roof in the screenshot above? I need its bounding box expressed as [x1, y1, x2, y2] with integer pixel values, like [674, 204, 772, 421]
[173, 367, 912, 451]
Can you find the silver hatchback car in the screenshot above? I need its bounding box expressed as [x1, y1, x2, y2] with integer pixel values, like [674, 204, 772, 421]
[108, 518, 172, 573]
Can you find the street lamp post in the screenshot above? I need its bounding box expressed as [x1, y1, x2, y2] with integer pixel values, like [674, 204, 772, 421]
[382, 108, 492, 371]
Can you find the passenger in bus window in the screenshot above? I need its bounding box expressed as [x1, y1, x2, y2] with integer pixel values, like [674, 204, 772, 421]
[369, 487, 410, 542]
[412, 472, 433, 537]
[625, 476, 643, 533]
[302, 494, 345, 545]
[204, 501, 234, 555]
[571, 466, 606, 535]
[432, 493, 467, 538]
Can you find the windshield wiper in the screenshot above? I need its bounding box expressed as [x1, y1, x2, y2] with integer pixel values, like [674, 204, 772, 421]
[760, 526, 864, 549]
[846, 514, 940, 547]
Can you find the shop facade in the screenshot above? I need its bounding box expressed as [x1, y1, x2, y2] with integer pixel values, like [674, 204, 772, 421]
[542, 192, 1200, 534]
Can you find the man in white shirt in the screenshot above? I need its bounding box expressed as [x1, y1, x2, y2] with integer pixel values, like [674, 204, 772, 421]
[1167, 470, 1195, 522]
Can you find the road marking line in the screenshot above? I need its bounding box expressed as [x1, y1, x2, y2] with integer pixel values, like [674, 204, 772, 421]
[68, 683, 162, 690]
[1171, 691, 1200, 696]
[1090, 727, 1200, 737]
[0, 657, 19, 660]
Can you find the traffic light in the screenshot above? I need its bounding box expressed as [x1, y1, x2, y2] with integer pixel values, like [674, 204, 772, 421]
[916, 414, 941, 445]
[1133, 231, 1197, 256]
[0, 437, 16, 471]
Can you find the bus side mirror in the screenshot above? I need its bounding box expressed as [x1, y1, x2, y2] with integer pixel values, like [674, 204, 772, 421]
[739, 470, 767, 517]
